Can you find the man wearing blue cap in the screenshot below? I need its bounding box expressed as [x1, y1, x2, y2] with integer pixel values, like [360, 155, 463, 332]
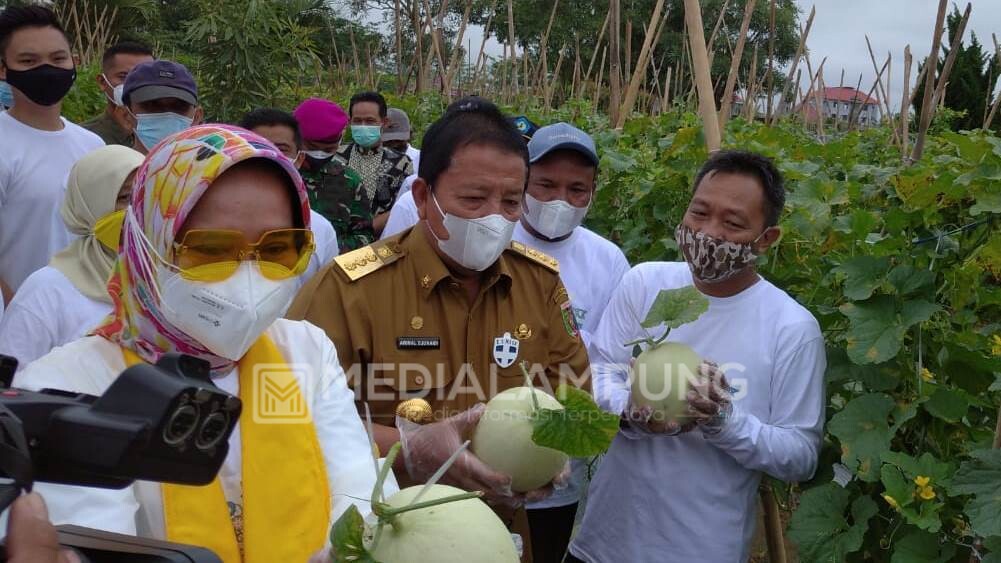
[122, 59, 202, 153]
[518, 123, 630, 563]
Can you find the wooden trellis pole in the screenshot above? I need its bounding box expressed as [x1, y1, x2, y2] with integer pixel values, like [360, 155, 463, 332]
[718, 0, 758, 130]
[911, 0, 949, 161]
[901, 46, 913, 158]
[617, 0, 667, 128]
[609, 0, 622, 126]
[771, 5, 815, 124]
[683, 0, 721, 152]
[765, 0, 777, 121]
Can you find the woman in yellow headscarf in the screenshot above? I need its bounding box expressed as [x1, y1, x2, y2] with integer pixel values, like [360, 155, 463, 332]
[14, 125, 391, 562]
[0, 144, 143, 370]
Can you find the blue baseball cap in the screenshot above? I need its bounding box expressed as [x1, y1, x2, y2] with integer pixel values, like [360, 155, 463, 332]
[123, 60, 198, 107]
[528, 122, 599, 166]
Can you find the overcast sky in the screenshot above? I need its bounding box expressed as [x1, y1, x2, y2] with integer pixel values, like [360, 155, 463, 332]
[359, 1, 1001, 112]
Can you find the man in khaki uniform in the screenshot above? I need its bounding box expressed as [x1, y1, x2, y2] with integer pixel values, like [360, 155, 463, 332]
[288, 98, 589, 561]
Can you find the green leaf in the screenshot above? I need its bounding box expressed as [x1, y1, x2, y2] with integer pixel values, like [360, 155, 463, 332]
[889, 530, 956, 563]
[881, 451, 954, 485]
[329, 505, 379, 563]
[880, 464, 945, 532]
[531, 384, 620, 457]
[990, 374, 1001, 392]
[922, 388, 969, 423]
[788, 483, 877, 562]
[840, 297, 940, 365]
[886, 266, 935, 297]
[828, 393, 895, 481]
[970, 189, 1001, 215]
[834, 256, 892, 300]
[949, 449, 1001, 537]
[640, 286, 710, 330]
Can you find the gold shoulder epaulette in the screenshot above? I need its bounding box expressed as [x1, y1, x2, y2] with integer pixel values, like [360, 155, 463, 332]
[508, 241, 559, 273]
[333, 240, 403, 282]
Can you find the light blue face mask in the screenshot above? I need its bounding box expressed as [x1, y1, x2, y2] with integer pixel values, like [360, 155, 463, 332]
[135, 112, 194, 150]
[350, 124, 382, 148]
[0, 81, 14, 109]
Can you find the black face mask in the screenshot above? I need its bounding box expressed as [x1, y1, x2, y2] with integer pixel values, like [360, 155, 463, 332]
[2, 63, 76, 106]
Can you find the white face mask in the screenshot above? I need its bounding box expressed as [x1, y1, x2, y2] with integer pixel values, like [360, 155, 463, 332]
[101, 74, 124, 106]
[522, 192, 591, 240]
[304, 149, 335, 160]
[157, 261, 299, 360]
[429, 192, 516, 272]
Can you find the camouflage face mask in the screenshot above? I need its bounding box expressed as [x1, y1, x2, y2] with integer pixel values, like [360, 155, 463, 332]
[675, 223, 763, 284]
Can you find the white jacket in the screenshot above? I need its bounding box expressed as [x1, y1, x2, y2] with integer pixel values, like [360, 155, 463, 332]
[9, 318, 395, 540]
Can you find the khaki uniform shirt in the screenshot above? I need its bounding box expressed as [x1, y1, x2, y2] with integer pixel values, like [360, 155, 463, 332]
[82, 111, 131, 146]
[287, 224, 591, 426]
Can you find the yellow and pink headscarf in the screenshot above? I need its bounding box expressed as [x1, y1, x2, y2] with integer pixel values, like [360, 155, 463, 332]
[93, 124, 310, 372]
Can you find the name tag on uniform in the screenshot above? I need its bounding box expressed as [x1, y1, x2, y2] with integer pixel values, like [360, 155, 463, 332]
[397, 336, 441, 350]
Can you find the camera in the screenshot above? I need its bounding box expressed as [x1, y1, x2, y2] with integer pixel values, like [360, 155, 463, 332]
[0, 352, 242, 562]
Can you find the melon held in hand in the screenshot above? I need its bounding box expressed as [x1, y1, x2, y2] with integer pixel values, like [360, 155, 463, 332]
[471, 386, 569, 492]
[630, 341, 702, 425]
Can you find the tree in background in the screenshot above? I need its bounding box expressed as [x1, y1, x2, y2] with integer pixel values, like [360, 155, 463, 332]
[912, 5, 1000, 132]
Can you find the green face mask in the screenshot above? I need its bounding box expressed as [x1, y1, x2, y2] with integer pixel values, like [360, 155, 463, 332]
[350, 125, 382, 148]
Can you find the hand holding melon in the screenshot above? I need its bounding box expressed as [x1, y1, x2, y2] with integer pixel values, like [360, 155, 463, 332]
[623, 286, 725, 436]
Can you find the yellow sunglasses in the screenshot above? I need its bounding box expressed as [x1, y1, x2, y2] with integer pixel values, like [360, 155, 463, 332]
[170, 228, 315, 282]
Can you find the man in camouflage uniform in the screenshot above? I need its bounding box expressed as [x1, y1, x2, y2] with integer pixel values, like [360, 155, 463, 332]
[338, 91, 413, 237]
[293, 98, 370, 253]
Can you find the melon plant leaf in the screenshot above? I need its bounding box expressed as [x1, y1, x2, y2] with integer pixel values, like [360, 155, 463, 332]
[887, 266, 935, 297]
[640, 286, 709, 330]
[787, 483, 877, 562]
[834, 256, 891, 300]
[889, 530, 956, 563]
[330, 505, 380, 563]
[840, 296, 940, 365]
[531, 384, 620, 457]
[828, 393, 895, 482]
[880, 464, 944, 532]
[948, 449, 1001, 538]
[922, 388, 969, 423]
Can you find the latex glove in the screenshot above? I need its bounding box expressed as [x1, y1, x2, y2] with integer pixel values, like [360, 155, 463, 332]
[398, 404, 515, 503]
[6, 493, 80, 563]
[686, 360, 734, 435]
[521, 461, 572, 504]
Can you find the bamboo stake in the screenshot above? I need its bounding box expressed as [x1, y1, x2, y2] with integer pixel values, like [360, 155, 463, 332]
[395, 0, 403, 92]
[764, 0, 777, 120]
[572, 34, 582, 98]
[617, 0, 668, 128]
[930, 2, 972, 110]
[706, 0, 732, 67]
[743, 44, 760, 120]
[506, 0, 518, 96]
[847, 72, 864, 130]
[581, 10, 611, 97]
[609, 0, 622, 126]
[662, 66, 672, 112]
[901, 46, 913, 157]
[852, 58, 888, 130]
[718, 0, 758, 130]
[865, 37, 895, 131]
[683, 0, 722, 151]
[911, 0, 949, 161]
[533, 0, 561, 91]
[545, 43, 567, 110]
[761, 484, 789, 563]
[907, 59, 928, 110]
[349, 26, 362, 86]
[594, 46, 607, 114]
[625, 19, 633, 81]
[366, 43, 377, 90]
[444, 0, 474, 96]
[772, 5, 815, 125]
[411, 1, 425, 93]
[471, 0, 498, 91]
[985, 34, 1001, 129]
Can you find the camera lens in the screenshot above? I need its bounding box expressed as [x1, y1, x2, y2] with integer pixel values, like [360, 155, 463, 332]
[195, 410, 230, 451]
[163, 404, 199, 446]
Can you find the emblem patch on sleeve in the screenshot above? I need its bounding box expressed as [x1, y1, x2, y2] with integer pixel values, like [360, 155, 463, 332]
[560, 301, 580, 340]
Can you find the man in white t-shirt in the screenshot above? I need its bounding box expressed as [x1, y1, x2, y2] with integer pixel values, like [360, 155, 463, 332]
[568, 150, 826, 563]
[519, 122, 631, 563]
[0, 5, 105, 293]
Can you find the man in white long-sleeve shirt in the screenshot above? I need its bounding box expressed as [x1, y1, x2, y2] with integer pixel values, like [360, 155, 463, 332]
[568, 150, 826, 563]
